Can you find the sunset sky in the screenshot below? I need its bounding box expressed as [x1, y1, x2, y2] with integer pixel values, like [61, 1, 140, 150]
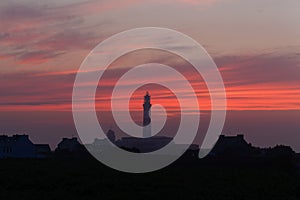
[0, 0, 300, 150]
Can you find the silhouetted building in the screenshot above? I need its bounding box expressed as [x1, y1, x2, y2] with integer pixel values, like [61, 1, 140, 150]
[0, 134, 50, 159]
[210, 134, 254, 157]
[86, 130, 116, 153]
[55, 137, 92, 159]
[112, 92, 175, 153]
[143, 91, 152, 137]
[56, 137, 81, 152]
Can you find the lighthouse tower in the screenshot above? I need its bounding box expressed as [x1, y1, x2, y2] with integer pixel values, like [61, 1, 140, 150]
[143, 91, 152, 137]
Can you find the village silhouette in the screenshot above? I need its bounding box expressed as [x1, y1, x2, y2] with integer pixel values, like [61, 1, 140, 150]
[0, 132, 297, 161]
[0, 92, 298, 165]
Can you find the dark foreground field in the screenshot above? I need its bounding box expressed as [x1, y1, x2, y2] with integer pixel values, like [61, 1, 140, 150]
[0, 158, 299, 200]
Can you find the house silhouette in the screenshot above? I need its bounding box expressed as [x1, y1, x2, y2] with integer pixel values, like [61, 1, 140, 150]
[56, 137, 81, 152]
[209, 134, 254, 157]
[0, 134, 50, 158]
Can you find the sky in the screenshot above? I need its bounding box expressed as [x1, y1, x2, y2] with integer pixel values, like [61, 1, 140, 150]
[0, 0, 300, 150]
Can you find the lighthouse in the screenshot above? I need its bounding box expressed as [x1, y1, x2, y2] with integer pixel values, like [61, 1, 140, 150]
[143, 91, 152, 137]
